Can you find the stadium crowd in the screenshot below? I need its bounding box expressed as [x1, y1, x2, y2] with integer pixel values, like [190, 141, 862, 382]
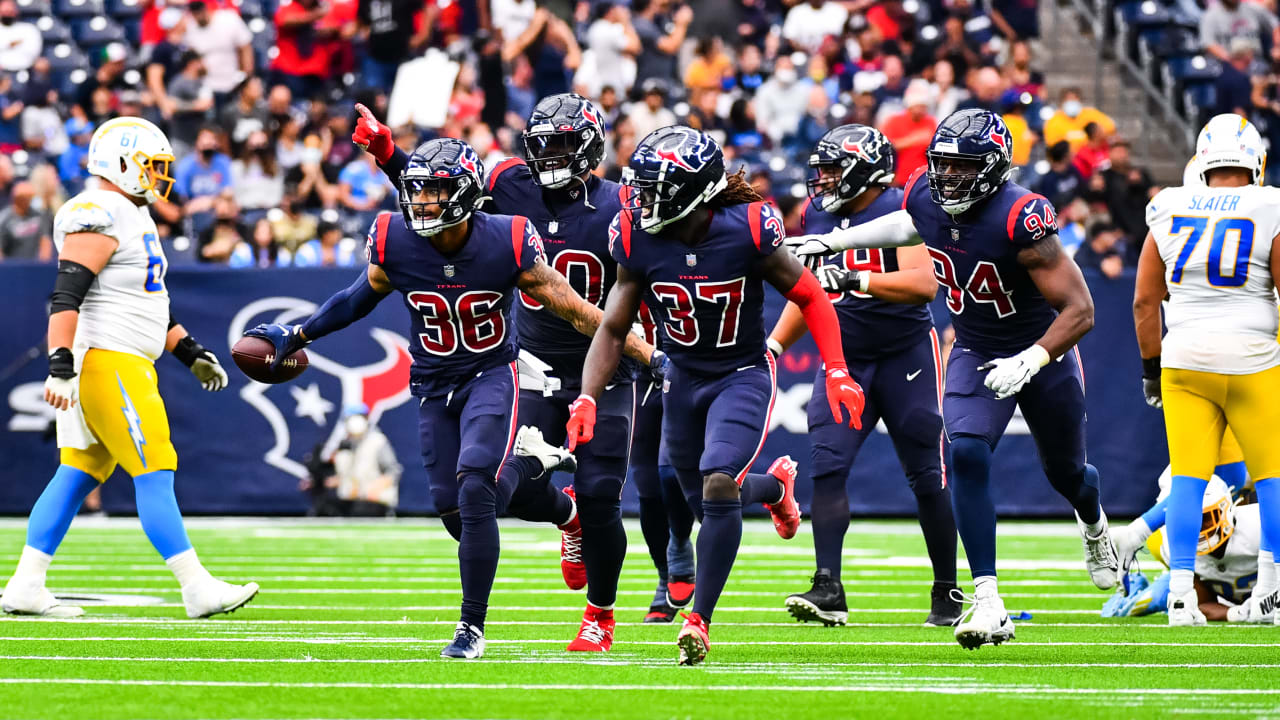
[0, 0, 1184, 279]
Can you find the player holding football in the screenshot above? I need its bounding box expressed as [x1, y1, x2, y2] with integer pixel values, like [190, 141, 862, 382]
[767, 125, 960, 627]
[1, 117, 257, 619]
[1133, 113, 1280, 627]
[245, 137, 654, 659]
[569, 125, 866, 665]
[792, 109, 1119, 649]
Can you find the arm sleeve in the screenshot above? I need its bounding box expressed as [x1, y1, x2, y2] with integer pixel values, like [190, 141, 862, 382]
[49, 260, 96, 314]
[378, 146, 410, 183]
[300, 270, 389, 341]
[816, 209, 922, 251]
[782, 270, 846, 370]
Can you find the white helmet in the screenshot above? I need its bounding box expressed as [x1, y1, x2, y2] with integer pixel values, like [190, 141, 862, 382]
[1154, 467, 1235, 555]
[1181, 155, 1203, 187]
[87, 116, 176, 204]
[1194, 113, 1266, 185]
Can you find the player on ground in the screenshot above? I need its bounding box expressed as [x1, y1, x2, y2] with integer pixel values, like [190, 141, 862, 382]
[569, 126, 866, 664]
[1133, 113, 1280, 627]
[768, 125, 959, 627]
[0, 117, 257, 619]
[792, 109, 1118, 649]
[244, 137, 655, 658]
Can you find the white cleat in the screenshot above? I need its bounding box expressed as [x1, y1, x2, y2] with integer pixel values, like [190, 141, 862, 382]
[0, 580, 84, 618]
[182, 579, 260, 619]
[1077, 511, 1121, 590]
[952, 586, 1015, 650]
[1168, 589, 1207, 627]
[513, 425, 577, 475]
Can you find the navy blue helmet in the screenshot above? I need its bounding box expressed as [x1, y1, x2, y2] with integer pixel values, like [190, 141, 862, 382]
[807, 124, 896, 213]
[622, 126, 727, 232]
[925, 109, 1014, 215]
[519, 93, 607, 189]
[398, 138, 486, 237]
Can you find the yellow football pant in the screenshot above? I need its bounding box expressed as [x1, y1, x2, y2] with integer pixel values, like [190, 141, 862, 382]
[60, 349, 178, 481]
[1162, 365, 1280, 483]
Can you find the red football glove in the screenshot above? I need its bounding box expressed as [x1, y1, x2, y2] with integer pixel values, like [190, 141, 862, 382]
[565, 394, 597, 451]
[352, 102, 394, 164]
[825, 364, 865, 430]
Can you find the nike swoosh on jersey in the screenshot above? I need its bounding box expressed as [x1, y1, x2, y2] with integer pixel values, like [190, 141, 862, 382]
[906, 369, 922, 381]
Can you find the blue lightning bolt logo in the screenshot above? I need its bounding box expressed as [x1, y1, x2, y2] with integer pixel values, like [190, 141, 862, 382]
[117, 372, 148, 469]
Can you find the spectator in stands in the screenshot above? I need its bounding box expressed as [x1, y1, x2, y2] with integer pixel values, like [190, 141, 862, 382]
[629, 79, 676, 140]
[929, 59, 967, 119]
[958, 66, 1005, 114]
[1072, 121, 1110, 179]
[1252, 42, 1280, 185]
[198, 192, 249, 263]
[145, 8, 188, 121]
[168, 50, 215, 156]
[1073, 220, 1127, 280]
[782, 0, 848, 55]
[684, 35, 730, 93]
[357, 0, 434, 92]
[755, 54, 811, 147]
[294, 219, 361, 267]
[174, 126, 233, 220]
[21, 81, 68, 161]
[1032, 140, 1084, 209]
[506, 54, 537, 127]
[1001, 91, 1037, 169]
[1055, 197, 1089, 256]
[1199, 0, 1277, 64]
[1216, 37, 1259, 117]
[0, 0, 40, 73]
[272, 0, 336, 100]
[728, 43, 766, 95]
[76, 43, 131, 119]
[989, 0, 1039, 40]
[872, 54, 909, 119]
[935, 15, 980, 79]
[329, 403, 402, 517]
[338, 152, 394, 227]
[58, 114, 92, 194]
[1003, 39, 1044, 100]
[287, 134, 339, 209]
[271, 184, 319, 253]
[0, 181, 51, 261]
[1043, 87, 1114, 153]
[724, 96, 763, 153]
[232, 130, 285, 216]
[230, 217, 293, 268]
[1097, 137, 1153, 243]
[185, 0, 254, 105]
[586, 1, 641, 98]
[275, 109, 306, 171]
[0, 72, 22, 154]
[881, 79, 936, 182]
[632, 0, 692, 91]
[492, 0, 536, 43]
[221, 77, 269, 151]
[266, 83, 294, 133]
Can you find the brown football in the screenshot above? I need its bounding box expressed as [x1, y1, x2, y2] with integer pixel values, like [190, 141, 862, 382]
[231, 336, 309, 384]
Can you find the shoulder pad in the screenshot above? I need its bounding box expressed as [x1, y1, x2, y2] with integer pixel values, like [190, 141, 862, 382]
[55, 195, 117, 237]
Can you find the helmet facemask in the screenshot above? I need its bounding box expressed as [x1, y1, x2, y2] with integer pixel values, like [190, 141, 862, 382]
[621, 166, 726, 233]
[1198, 492, 1235, 555]
[524, 128, 596, 189]
[927, 150, 999, 215]
[138, 151, 176, 203]
[399, 173, 476, 237]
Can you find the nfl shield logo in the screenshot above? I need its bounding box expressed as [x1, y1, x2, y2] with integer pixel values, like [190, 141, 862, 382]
[444, 264, 455, 278]
[686, 253, 697, 267]
[547, 220, 559, 235]
[950, 228, 960, 241]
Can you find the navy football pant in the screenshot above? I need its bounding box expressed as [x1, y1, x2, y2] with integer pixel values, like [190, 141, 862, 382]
[807, 331, 955, 583]
[663, 353, 779, 623]
[630, 378, 696, 591]
[944, 345, 1101, 580]
[517, 382, 635, 609]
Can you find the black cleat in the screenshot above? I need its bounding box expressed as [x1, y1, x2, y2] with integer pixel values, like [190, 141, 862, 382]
[925, 581, 963, 627]
[784, 569, 847, 626]
[644, 603, 677, 623]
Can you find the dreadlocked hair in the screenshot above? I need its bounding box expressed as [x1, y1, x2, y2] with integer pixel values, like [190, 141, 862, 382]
[709, 167, 763, 208]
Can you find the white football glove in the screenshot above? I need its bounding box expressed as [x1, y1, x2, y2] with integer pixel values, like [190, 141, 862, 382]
[979, 345, 1052, 399]
[788, 234, 842, 271]
[44, 375, 77, 410]
[191, 353, 229, 392]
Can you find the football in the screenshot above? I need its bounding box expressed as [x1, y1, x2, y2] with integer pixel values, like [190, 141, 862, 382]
[230, 336, 308, 384]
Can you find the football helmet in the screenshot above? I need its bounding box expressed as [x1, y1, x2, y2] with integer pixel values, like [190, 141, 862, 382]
[622, 126, 727, 232]
[520, 93, 607, 189]
[398, 138, 486, 237]
[87, 116, 176, 204]
[807, 124, 896, 213]
[1195, 113, 1266, 185]
[926, 109, 1014, 215]
[1198, 477, 1235, 555]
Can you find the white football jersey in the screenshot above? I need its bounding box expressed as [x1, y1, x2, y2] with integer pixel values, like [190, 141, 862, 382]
[53, 189, 169, 362]
[1146, 185, 1280, 374]
[1158, 504, 1260, 604]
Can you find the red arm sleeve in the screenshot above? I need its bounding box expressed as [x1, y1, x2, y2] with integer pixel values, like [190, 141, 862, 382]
[782, 270, 847, 371]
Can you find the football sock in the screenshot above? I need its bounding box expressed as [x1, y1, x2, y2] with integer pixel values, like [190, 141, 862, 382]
[915, 487, 958, 584]
[457, 472, 501, 630]
[1140, 497, 1168, 533]
[1214, 461, 1249, 494]
[1254, 478, 1280, 595]
[949, 436, 997, 579]
[133, 470, 193, 560]
[692, 497, 742, 623]
[637, 494, 670, 581]
[809, 467, 850, 581]
[667, 534, 695, 579]
[1048, 463, 1102, 526]
[651, 578, 669, 607]
[1256, 550, 1276, 597]
[165, 548, 213, 589]
[439, 510, 462, 542]
[1170, 569, 1195, 597]
[739, 472, 782, 506]
[1167, 475, 1209, 575]
[11, 546, 53, 587]
[577, 494, 626, 608]
[973, 575, 998, 598]
[25, 465, 98, 556]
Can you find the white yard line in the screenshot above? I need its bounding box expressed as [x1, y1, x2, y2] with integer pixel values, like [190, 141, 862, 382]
[0, 636, 1273, 647]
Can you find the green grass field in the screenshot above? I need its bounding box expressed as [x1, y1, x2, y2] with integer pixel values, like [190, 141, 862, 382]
[2, 517, 1279, 720]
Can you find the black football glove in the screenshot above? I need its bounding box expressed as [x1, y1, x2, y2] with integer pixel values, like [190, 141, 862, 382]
[1141, 356, 1161, 409]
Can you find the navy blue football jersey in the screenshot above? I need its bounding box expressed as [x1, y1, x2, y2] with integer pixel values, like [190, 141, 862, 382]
[610, 201, 783, 376]
[487, 158, 638, 388]
[802, 187, 934, 361]
[366, 210, 545, 397]
[902, 168, 1059, 353]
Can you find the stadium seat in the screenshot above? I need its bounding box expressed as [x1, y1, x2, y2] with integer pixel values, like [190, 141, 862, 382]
[1113, 1, 1171, 63]
[15, 0, 50, 18]
[1161, 55, 1220, 109]
[54, 0, 105, 18]
[34, 16, 74, 45]
[72, 16, 127, 49]
[43, 42, 89, 70]
[106, 0, 143, 18]
[232, 0, 264, 18]
[1138, 26, 1197, 89]
[1182, 82, 1217, 129]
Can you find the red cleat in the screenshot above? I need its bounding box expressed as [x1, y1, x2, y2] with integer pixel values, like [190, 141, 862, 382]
[558, 487, 586, 590]
[666, 575, 695, 609]
[764, 455, 801, 539]
[676, 611, 710, 665]
[566, 605, 615, 651]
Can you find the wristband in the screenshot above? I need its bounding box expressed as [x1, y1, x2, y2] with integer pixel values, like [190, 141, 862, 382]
[172, 336, 207, 368]
[49, 347, 75, 379]
[1142, 355, 1161, 379]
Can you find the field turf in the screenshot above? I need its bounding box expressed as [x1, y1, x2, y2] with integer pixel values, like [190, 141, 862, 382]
[1, 517, 1278, 719]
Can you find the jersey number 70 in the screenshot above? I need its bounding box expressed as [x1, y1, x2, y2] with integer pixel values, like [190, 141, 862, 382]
[1168, 216, 1255, 287]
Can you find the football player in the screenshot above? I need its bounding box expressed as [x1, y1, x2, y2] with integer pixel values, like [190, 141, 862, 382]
[569, 126, 866, 664]
[1, 117, 255, 619]
[1133, 113, 1280, 627]
[768, 125, 959, 628]
[792, 109, 1119, 649]
[245, 138, 655, 658]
